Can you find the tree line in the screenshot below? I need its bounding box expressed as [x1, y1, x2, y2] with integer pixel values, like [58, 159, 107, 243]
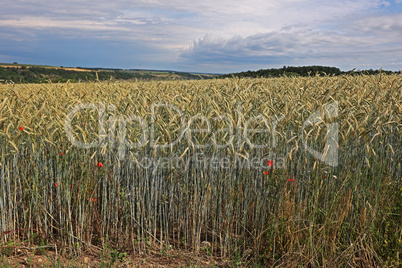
[217, 65, 400, 78]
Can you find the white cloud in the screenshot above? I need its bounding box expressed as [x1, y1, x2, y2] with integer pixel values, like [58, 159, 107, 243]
[0, 18, 130, 31]
[346, 13, 402, 36]
[178, 24, 402, 72]
[0, 0, 389, 39]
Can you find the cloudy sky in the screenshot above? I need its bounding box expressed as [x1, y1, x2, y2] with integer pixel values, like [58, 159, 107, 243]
[1, 0, 401, 73]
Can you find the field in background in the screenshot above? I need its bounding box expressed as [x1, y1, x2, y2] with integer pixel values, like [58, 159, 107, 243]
[0, 63, 216, 83]
[0, 65, 93, 72]
[0, 75, 400, 267]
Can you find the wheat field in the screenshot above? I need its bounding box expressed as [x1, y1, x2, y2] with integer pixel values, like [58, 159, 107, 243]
[0, 74, 401, 266]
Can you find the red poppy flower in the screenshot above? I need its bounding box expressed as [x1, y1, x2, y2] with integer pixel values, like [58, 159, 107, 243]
[54, 183, 59, 187]
[264, 171, 269, 175]
[267, 160, 273, 167]
[19, 126, 24, 131]
[91, 198, 97, 202]
[288, 178, 295, 182]
[98, 162, 103, 168]
[70, 184, 73, 189]
[59, 152, 63, 155]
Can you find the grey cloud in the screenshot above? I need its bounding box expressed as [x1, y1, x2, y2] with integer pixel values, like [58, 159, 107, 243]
[345, 13, 402, 36]
[178, 27, 402, 71]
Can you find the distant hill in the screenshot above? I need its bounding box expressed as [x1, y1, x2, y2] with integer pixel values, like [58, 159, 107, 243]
[0, 63, 216, 83]
[2, 63, 399, 84]
[217, 65, 400, 78]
